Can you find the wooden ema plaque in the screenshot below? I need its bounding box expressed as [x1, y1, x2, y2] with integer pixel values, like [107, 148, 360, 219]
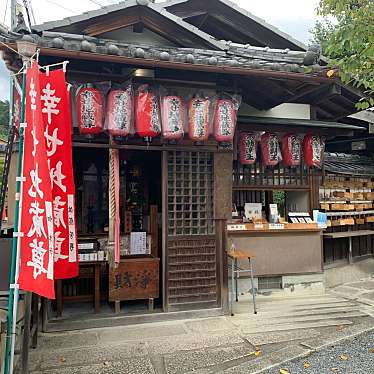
[109, 257, 160, 301]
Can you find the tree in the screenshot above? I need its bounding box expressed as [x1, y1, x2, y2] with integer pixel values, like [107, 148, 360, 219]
[312, 0, 374, 110]
[0, 100, 10, 139]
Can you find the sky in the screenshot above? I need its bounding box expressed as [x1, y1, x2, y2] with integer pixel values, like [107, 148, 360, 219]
[0, 0, 319, 100]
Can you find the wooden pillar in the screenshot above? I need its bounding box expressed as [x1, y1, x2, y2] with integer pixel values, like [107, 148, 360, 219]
[214, 152, 233, 313]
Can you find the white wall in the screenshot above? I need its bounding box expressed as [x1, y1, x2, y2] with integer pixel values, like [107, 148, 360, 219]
[239, 103, 311, 120]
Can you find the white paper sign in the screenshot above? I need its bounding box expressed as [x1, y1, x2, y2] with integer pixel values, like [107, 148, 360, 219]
[130, 232, 147, 255]
[228, 224, 246, 231]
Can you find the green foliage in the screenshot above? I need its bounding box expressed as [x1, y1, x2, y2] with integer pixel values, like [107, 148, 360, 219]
[312, 0, 374, 108]
[0, 100, 10, 140]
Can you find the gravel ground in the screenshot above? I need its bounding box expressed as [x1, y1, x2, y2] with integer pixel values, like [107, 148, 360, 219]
[268, 330, 374, 374]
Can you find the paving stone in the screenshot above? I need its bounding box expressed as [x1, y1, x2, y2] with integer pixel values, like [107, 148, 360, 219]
[301, 320, 374, 350]
[245, 329, 321, 345]
[31, 357, 156, 374]
[164, 344, 253, 374]
[184, 317, 233, 333]
[331, 286, 365, 298]
[220, 345, 309, 373]
[37, 342, 148, 371]
[147, 332, 245, 355]
[36, 331, 99, 351]
[98, 323, 187, 343]
[347, 280, 374, 290]
[239, 319, 352, 334]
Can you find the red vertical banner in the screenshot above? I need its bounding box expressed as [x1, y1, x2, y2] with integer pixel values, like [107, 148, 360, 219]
[39, 68, 78, 279]
[18, 63, 55, 299]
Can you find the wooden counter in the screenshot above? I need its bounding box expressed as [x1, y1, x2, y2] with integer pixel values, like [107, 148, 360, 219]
[227, 224, 323, 276]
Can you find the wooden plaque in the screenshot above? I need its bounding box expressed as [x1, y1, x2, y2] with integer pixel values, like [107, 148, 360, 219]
[109, 257, 159, 301]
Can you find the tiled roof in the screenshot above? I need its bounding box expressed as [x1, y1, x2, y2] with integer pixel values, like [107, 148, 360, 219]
[324, 152, 374, 177]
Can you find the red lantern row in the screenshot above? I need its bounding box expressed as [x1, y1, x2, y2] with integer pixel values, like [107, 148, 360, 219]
[77, 86, 238, 142]
[239, 132, 325, 167]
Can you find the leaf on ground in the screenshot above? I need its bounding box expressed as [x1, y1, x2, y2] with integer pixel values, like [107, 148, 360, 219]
[336, 325, 344, 331]
[280, 369, 290, 374]
[340, 354, 348, 361]
[303, 361, 310, 369]
[255, 349, 261, 357]
[330, 368, 339, 372]
[59, 356, 66, 363]
[327, 69, 335, 78]
[103, 361, 110, 366]
[371, 347, 374, 353]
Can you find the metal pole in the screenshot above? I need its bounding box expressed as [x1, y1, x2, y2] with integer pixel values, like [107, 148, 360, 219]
[4, 67, 27, 374]
[21, 292, 32, 374]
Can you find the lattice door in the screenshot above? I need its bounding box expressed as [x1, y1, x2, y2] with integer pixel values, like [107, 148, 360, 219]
[166, 151, 218, 311]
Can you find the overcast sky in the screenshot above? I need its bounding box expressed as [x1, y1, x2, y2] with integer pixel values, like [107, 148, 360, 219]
[0, 0, 319, 100]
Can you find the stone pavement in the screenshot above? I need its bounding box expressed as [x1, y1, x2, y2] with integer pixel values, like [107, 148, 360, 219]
[27, 282, 374, 374]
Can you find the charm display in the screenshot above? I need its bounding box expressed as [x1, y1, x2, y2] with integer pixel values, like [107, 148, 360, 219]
[107, 87, 133, 137]
[239, 132, 257, 165]
[161, 95, 185, 140]
[213, 99, 237, 142]
[282, 134, 301, 167]
[303, 134, 325, 167]
[77, 87, 103, 135]
[188, 97, 210, 141]
[261, 132, 281, 166]
[135, 85, 161, 138]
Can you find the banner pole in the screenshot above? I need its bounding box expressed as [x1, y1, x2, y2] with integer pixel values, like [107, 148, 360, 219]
[4, 66, 27, 374]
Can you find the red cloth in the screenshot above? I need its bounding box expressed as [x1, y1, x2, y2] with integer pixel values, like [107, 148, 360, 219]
[39, 68, 78, 279]
[18, 63, 55, 299]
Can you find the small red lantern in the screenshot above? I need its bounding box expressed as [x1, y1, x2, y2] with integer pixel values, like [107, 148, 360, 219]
[77, 87, 103, 136]
[303, 134, 325, 167]
[261, 132, 281, 166]
[188, 97, 210, 141]
[239, 132, 257, 165]
[106, 87, 133, 137]
[161, 95, 185, 140]
[135, 85, 161, 139]
[213, 99, 237, 142]
[282, 133, 301, 167]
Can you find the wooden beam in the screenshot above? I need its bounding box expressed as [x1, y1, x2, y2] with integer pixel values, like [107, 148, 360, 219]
[85, 15, 141, 36]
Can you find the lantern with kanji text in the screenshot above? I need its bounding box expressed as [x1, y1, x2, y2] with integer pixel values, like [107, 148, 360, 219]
[188, 96, 210, 141]
[77, 87, 103, 136]
[161, 95, 185, 140]
[239, 132, 257, 165]
[213, 98, 237, 142]
[135, 84, 161, 139]
[106, 86, 133, 137]
[282, 133, 301, 167]
[303, 134, 325, 167]
[261, 132, 281, 166]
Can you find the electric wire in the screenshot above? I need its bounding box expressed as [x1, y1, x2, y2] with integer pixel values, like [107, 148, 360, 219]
[40, 0, 79, 15]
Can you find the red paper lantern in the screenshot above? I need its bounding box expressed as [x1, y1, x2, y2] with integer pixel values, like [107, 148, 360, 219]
[107, 87, 133, 137]
[77, 87, 103, 135]
[282, 133, 301, 167]
[213, 99, 237, 142]
[261, 132, 281, 166]
[161, 95, 185, 140]
[303, 134, 325, 167]
[188, 97, 210, 141]
[135, 85, 161, 139]
[239, 132, 257, 165]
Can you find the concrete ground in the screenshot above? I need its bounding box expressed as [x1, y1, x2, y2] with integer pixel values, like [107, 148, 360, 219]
[27, 277, 374, 374]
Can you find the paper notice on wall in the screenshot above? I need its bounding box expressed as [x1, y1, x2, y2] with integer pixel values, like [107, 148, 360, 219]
[130, 232, 147, 255]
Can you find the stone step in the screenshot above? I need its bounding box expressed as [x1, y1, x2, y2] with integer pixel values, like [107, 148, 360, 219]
[233, 305, 361, 320]
[239, 318, 353, 334]
[231, 311, 366, 327]
[252, 300, 355, 311]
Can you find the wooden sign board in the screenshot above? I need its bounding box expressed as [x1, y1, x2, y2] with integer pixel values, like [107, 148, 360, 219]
[109, 258, 159, 301]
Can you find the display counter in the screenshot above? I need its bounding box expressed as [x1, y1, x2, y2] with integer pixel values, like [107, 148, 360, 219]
[227, 223, 323, 276]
